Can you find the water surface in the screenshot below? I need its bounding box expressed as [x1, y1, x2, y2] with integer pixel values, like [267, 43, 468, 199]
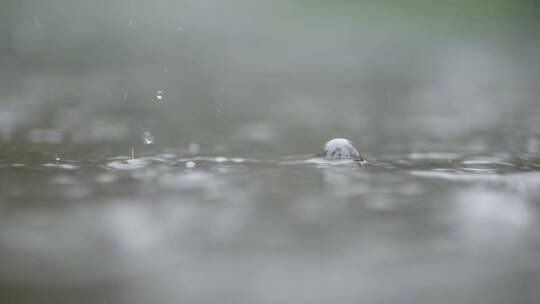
[1, 143, 539, 304]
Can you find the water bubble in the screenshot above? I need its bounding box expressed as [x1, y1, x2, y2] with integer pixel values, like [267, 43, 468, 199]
[155, 90, 164, 101]
[185, 161, 196, 168]
[322, 138, 363, 161]
[142, 131, 155, 145]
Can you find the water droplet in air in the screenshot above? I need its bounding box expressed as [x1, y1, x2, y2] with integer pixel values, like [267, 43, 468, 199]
[156, 90, 164, 101]
[142, 131, 155, 145]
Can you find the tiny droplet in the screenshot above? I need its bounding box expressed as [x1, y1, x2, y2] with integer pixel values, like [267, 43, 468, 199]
[142, 131, 155, 145]
[156, 90, 164, 101]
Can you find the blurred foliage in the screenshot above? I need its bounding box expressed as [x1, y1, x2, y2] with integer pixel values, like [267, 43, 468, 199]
[0, 0, 539, 148]
[297, 0, 540, 36]
[1, 0, 538, 69]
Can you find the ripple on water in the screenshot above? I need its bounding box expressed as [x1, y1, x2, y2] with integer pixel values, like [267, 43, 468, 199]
[457, 155, 526, 172]
[176, 156, 255, 165]
[214, 157, 227, 163]
[106, 158, 148, 170]
[411, 170, 540, 194]
[43, 163, 79, 170]
[9, 163, 26, 168]
[407, 152, 460, 160]
[298, 157, 363, 167]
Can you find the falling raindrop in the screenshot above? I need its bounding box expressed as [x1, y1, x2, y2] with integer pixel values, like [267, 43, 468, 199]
[142, 131, 155, 145]
[156, 90, 164, 101]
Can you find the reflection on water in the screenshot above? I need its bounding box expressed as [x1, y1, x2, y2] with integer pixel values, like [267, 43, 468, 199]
[1, 146, 539, 303]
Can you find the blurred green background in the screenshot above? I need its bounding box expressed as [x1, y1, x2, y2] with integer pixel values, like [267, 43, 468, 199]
[1, 0, 539, 154]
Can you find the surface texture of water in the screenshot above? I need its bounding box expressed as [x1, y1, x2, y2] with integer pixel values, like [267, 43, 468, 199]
[1, 144, 539, 304]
